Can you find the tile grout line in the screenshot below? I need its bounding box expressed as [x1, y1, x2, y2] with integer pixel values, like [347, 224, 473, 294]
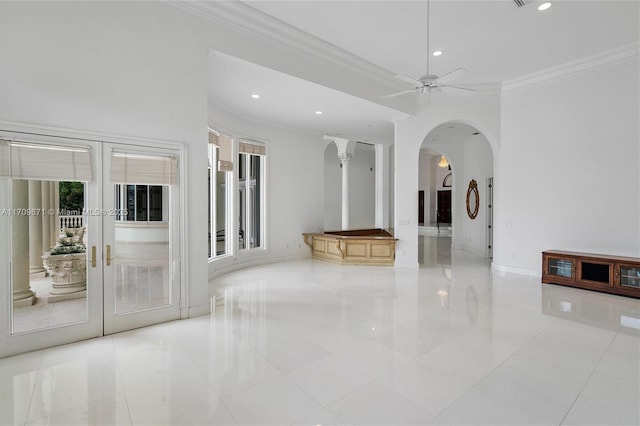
[557, 329, 619, 426]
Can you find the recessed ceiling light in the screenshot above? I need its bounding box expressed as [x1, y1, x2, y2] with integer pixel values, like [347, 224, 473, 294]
[538, 2, 551, 11]
[315, 111, 323, 115]
[433, 50, 443, 57]
[251, 94, 260, 99]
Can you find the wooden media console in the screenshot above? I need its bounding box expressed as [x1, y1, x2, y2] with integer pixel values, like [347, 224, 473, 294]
[542, 250, 640, 299]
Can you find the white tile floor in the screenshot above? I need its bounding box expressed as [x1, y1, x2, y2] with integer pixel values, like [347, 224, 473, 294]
[1, 237, 639, 425]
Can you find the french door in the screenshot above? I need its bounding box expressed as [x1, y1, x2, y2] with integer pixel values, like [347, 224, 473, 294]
[0, 131, 182, 358]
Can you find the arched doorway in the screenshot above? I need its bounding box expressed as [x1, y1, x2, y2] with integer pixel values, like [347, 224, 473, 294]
[418, 121, 494, 266]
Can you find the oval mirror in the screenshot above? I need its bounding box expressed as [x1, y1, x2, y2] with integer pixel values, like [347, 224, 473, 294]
[466, 179, 479, 219]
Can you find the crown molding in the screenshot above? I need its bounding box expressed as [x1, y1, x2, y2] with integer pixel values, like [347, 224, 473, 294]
[167, 0, 403, 92]
[502, 41, 640, 92]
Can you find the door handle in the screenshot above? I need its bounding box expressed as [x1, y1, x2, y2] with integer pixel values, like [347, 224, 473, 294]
[106, 244, 112, 266]
[91, 246, 97, 268]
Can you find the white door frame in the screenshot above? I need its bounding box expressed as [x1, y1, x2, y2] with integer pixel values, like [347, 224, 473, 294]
[0, 122, 186, 358]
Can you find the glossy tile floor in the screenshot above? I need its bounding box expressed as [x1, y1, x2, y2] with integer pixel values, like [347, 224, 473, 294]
[1, 236, 639, 425]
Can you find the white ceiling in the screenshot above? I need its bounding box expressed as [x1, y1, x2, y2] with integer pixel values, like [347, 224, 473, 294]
[205, 1, 639, 144]
[246, 0, 638, 85]
[208, 51, 410, 144]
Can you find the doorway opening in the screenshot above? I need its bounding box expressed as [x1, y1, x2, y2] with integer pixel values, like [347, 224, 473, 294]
[418, 148, 452, 236]
[417, 121, 494, 265]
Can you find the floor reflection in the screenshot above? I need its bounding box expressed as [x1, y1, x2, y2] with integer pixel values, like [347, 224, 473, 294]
[542, 283, 640, 335]
[419, 235, 452, 267]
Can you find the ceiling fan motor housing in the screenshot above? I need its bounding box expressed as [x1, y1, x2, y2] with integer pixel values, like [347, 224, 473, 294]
[418, 74, 439, 84]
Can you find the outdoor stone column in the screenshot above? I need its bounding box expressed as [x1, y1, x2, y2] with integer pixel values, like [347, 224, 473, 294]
[41, 182, 51, 255]
[28, 180, 45, 273]
[12, 180, 36, 307]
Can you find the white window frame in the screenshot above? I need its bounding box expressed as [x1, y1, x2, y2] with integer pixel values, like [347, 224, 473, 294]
[208, 127, 268, 261]
[208, 129, 233, 260]
[237, 147, 266, 253]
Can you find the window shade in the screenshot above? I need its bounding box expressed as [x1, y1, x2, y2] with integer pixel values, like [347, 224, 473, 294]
[110, 152, 177, 185]
[239, 140, 266, 156]
[208, 130, 233, 172]
[0, 139, 92, 181]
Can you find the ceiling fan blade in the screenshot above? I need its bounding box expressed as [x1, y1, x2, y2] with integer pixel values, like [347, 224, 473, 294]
[381, 89, 418, 99]
[394, 74, 422, 86]
[433, 68, 468, 85]
[439, 84, 475, 92]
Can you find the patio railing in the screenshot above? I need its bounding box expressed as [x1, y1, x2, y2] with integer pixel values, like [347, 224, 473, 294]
[59, 215, 83, 230]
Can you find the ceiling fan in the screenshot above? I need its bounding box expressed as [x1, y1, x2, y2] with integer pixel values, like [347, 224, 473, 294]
[382, 0, 474, 99]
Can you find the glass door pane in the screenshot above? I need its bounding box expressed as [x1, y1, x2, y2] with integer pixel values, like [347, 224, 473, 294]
[102, 145, 180, 334]
[0, 135, 102, 359]
[11, 179, 89, 333]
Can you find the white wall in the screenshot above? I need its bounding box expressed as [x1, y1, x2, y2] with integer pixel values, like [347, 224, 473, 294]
[324, 143, 341, 230]
[349, 143, 376, 228]
[208, 103, 325, 280]
[461, 135, 493, 256]
[497, 58, 640, 274]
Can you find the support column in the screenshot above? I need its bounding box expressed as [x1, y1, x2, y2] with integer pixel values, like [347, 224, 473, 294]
[339, 152, 351, 230]
[29, 180, 45, 273]
[12, 180, 36, 307]
[374, 144, 389, 229]
[324, 136, 356, 231]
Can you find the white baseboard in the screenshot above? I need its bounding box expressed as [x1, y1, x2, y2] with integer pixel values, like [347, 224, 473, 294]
[491, 263, 541, 277]
[394, 260, 420, 269]
[181, 302, 211, 319]
[208, 252, 310, 282]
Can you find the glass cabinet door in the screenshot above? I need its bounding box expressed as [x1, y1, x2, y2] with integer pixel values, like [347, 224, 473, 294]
[618, 264, 640, 290]
[547, 257, 575, 280]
